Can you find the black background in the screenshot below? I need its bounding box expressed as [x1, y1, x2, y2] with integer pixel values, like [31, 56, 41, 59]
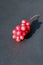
[0, 0, 43, 65]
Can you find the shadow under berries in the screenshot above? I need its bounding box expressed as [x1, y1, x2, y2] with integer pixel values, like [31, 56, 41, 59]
[25, 19, 42, 39]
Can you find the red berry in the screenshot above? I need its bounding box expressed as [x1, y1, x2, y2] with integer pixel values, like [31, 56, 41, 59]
[21, 25, 26, 31]
[16, 25, 21, 30]
[26, 22, 31, 26]
[27, 26, 30, 31]
[16, 30, 21, 36]
[12, 34, 16, 39]
[21, 19, 26, 24]
[20, 35, 24, 40]
[16, 36, 20, 42]
[27, 26, 30, 33]
[22, 31, 26, 36]
[12, 29, 16, 34]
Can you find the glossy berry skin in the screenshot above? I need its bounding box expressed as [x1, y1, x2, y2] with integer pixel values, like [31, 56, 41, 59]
[16, 36, 20, 42]
[21, 19, 27, 24]
[12, 29, 16, 34]
[21, 25, 26, 31]
[20, 35, 24, 40]
[16, 25, 21, 31]
[16, 30, 21, 36]
[12, 34, 16, 39]
[26, 22, 31, 26]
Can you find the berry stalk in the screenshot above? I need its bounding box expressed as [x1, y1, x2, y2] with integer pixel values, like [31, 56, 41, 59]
[29, 14, 40, 21]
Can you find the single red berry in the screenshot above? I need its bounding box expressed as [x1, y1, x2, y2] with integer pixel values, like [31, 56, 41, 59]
[20, 35, 24, 40]
[12, 29, 16, 34]
[16, 25, 21, 31]
[16, 36, 21, 42]
[12, 34, 16, 39]
[21, 25, 26, 31]
[21, 19, 27, 24]
[16, 30, 21, 36]
[26, 22, 31, 26]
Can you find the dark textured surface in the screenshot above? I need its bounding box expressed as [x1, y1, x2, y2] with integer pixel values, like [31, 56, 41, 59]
[0, 0, 43, 65]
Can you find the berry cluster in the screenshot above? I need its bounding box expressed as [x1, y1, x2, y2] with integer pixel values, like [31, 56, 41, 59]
[12, 19, 31, 42]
